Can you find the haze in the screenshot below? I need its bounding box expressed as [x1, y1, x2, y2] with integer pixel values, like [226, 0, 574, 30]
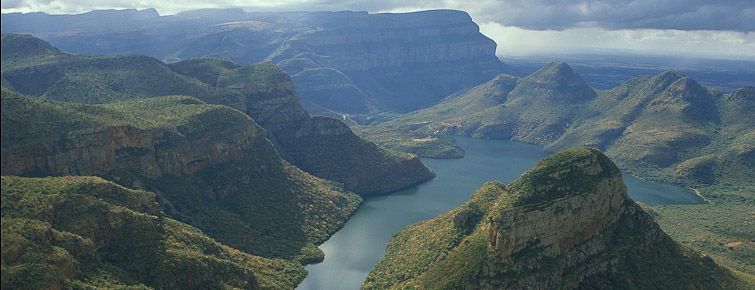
[2, 0, 754, 59]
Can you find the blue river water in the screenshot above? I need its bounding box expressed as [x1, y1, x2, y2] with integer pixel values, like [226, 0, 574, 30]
[297, 136, 702, 289]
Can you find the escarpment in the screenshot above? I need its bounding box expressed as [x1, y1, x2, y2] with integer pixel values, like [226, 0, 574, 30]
[169, 58, 435, 196]
[365, 148, 739, 289]
[1, 92, 361, 264]
[2, 9, 514, 113]
[1, 35, 435, 196]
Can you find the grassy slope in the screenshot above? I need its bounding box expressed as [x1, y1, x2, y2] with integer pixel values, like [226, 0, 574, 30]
[1, 176, 306, 289]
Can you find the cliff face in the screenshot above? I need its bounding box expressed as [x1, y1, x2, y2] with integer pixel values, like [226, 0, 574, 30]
[2, 9, 513, 113]
[365, 148, 739, 289]
[1, 93, 361, 264]
[277, 117, 435, 195]
[272, 10, 508, 113]
[2, 35, 434, 197]
[169, 58, 435, 196]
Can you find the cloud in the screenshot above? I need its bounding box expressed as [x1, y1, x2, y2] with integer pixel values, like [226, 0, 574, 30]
[479, 22, 755, 59]
[2, 0, 753, 59]
[2, 1, 754, 32]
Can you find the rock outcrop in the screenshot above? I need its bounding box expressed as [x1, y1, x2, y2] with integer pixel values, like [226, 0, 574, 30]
[1, 92, 361, 265]
[1, 35, 435, 197]
[2, 8, 514, 113]
[365, 148, 741, 289]
[168, 58, 435, 196]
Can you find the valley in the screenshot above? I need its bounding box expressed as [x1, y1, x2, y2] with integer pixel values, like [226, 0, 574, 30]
[1, 6, 753, 290]
[299, 137, 706, 289]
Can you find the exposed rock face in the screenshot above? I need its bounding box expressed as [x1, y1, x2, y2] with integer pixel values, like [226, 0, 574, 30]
[2, 8, 514, 113]
[278, 117, 435, 196]
[169, 58, 435, 196]
[1, 123, 256, 178]
[1, 35, 434, 197]
[1, 93, 361, 263]
[365, 148, 739, 289]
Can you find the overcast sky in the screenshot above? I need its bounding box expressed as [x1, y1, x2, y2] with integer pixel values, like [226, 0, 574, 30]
[3, 0, 754, 59]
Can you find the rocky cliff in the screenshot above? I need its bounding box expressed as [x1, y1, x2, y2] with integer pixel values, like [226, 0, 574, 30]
[1, 92, 361, 266]
[2, 9, 514, 113]
[169, 58, 435, 196]
[1, 35, 435, 196]
[365, 148, 742, 289]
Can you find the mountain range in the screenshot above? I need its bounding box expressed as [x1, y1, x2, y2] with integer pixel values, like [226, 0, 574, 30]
[1, 8, 514, 114]
[359, 61, 754, 200]
[1, 34, 434, 197]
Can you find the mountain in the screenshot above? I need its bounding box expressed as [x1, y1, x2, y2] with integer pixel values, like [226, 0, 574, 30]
[360, 62, 753, 199]
[1, 176, 306, 289]
[1, 91, 361, 268]
[1, 34, 434, 196]
[2, 9, 514, 113]
[168, 58, 435, 195]
[364, 148, 745, 289]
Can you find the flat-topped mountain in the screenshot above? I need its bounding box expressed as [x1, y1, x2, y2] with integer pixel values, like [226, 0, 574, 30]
[1, 34, 434, 196]
[2, 9, 514, 113]
[365, 148, 743, 289]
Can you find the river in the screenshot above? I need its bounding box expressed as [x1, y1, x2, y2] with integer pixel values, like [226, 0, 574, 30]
[297, 137, 702, 289]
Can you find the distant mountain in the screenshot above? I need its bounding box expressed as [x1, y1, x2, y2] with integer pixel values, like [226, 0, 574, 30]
[360, 62, 754, 199]
[1, 176, 305, 289]
[1, 34, 434, 196]
[364, 148, 744, 289]
[1, 9, 514, 113]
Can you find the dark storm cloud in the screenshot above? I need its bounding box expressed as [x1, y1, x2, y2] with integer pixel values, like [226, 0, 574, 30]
[337, 0, 755, 32]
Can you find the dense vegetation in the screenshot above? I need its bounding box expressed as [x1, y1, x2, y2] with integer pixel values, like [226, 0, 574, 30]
[1, 176, 308, 289]
[357, 62, 754, 276]
[1, 34, 434, 196]
[1, 91, 362, 285]
[169, 57, 435, 196]
[365, 148, 748, 289]
[359, 62, 753, 201]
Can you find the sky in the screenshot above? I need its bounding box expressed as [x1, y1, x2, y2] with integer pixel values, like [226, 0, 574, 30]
[2, 0, 754, 59]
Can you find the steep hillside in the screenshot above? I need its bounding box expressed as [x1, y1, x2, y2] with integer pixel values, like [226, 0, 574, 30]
[365, 148, 746, 289]
[2, 9, 513, 113]
[360, 63, 753, 199]
[1, 92, 361, 265]
[1, 176, 306, 289]
[1, 35, 434, 196]
[168, 58, 435, 195]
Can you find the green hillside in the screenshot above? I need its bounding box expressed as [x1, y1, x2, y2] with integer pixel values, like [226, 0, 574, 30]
[1, 176, 309, 289]
[1, 34, 434, 196]
[359, 63, 753, 200]
[1, 91, 361, 267]
[365, 148, 748, 289]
